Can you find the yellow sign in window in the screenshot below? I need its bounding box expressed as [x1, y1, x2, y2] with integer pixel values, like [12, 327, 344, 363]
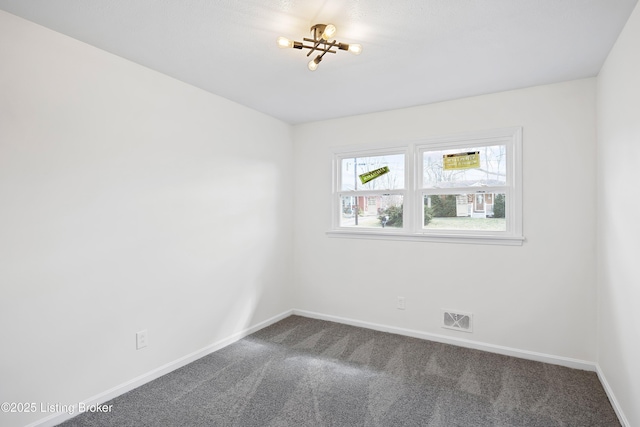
[359, 166, 390, 184]
[443, 151, 480, 170]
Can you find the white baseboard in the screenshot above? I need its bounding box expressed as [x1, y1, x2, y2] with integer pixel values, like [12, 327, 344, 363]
[27, 309, 293, 427]
[292, 309, 596, 371]
[595, 363, 629, 427]
[28, 309, 627, 427]
[292, 309, 629, 427]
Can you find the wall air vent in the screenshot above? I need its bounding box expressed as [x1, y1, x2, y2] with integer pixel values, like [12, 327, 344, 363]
[442, 310, 473, 333]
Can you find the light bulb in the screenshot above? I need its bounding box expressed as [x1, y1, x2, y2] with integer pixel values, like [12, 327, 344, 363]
[348, 43, 363, 55]
[321, 24, 337, 40]
[308, 56, 321, 71]
[276, 36, 293, 48]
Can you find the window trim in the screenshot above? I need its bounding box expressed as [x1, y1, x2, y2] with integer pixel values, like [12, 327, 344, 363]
[328, 127, 524, 245]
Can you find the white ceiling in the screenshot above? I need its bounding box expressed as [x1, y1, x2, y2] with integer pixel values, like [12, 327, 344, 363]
[1, 0, 637, 124]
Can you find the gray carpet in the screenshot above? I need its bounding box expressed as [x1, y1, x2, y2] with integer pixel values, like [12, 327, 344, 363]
[59, 316, 619, 426]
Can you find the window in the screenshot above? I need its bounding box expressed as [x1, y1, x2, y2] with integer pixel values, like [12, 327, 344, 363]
[336, 151, 406, 229]
[330, 127, 523, 245]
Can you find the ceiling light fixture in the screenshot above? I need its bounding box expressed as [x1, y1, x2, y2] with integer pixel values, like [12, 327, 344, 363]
[277, 24, 362, 71]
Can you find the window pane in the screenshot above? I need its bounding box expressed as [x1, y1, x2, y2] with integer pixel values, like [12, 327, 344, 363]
[340, 195, 404, 228]
[423, 193, 506, 231]
[341, 154, 404, 191]
[422, 145, 506, 188]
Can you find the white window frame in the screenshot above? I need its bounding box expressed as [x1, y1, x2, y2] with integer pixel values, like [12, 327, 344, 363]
[331, 146, 410, 234]
[328, 127, 524, 246]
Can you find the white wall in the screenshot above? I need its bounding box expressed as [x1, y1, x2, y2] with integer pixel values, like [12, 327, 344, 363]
[293, 79, 598, 362]
[597, 2, 640, 426]
[5, 4, 637, 426]
[0, 11, 293, 427]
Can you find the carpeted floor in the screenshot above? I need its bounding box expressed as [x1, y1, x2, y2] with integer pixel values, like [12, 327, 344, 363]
[60, 315, 619, 426]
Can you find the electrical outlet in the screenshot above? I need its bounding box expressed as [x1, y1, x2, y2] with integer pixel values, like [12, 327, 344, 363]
[397, 296, 406, 310]
[136, 330, 148, 349]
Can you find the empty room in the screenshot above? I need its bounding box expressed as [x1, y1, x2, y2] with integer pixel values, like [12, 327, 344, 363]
[1, 1, 638, 426]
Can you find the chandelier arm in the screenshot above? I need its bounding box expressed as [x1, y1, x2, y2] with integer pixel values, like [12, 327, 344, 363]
[301, 38, 339, 55]
[306, 39, 324, 57]
[317, 40, 338, 60]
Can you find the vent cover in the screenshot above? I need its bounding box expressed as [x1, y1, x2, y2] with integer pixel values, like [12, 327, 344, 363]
[442, 310, 473, 333]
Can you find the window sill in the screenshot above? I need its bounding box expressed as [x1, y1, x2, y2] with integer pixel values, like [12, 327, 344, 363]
[326, 230, 525, 246]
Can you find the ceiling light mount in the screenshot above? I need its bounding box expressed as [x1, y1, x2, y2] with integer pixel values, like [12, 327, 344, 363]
[277, 23, 362, 71]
